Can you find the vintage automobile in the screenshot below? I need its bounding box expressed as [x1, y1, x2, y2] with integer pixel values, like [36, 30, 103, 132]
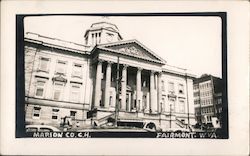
[77, 121, 161, 133]
[164, 127, 191, 133]
[26, 125, 61, 132]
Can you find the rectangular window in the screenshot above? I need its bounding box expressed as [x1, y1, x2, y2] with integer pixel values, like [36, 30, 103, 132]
[98, 32, 101, 43]
[72, 63, 82, 78]
[53, 82, 64, 101]
[161, 80, 165, 91]
[218, 98, 222, 104]
[168, 82, 174, 93]
[169, 99, 175, 112]
[109, 96, 112, 106]
[70, 111, 77, 119]
[56, 60, 67, 74]
[207, 116, 211, 122]
[194, 84, 198, 90]
[70, 84, 81, 102]
[52, 108, 59, 120]
[179, 100, 185, 113]
[142, 95, 147, 109]
[178, 84, 184, 94]
[35, 80, 46, 98]
[39, 57, 50, 72]
[32, 107, 41, 119]
[161, 97, 165, 112]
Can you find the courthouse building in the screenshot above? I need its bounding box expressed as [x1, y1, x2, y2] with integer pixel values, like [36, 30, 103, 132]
[24, 21, 196, 130]
[193, 74, 223, 128]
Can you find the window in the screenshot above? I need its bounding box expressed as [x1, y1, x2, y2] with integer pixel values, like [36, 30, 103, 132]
[98, 32, 101, 43]
[92, 34, 94, 45]
[168, 82, 174, 93]
[53, 82, 64, 101]
[35, 80, 46, 98]
[179, 100, 185, 113]
[109, 96, 112, 106]
[194, 84, 199, 90]
[70, 111, 77, 119]
[218, 98, 222, 104]
[70, 84, 81, 102]
[194, 99, 200, 105]
[32, 107, 41, 119]
[178, 84, 184, 94]
[161, 80, 165, 91]
[161, 97, 165, 112]
[56, 60, 67, 74]
[169, 99, 175, 112]
[72, 63, 82, 78]
[207, 116, 212, 122]
[39, 57, 50, 72]
[52, 108, 59, 120]
[193, 92, 199, 97]
[143, 95, 147, 109]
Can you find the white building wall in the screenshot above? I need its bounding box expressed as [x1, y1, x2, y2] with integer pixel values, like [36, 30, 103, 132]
[161, 72, 196, 125]
[30, 49, 88, 103]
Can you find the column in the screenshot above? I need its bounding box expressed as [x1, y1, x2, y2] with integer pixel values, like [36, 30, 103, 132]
[150, 70, 156, 112]
[136, 67, 142, 111]
[157, 72, 162, 113]
[104, 61, 112, 108]
[155, 74, 158, 110]
[121, 65, 128, 111]
[94, 60, 103, 108]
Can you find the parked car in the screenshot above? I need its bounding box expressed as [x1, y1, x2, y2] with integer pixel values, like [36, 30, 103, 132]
[77, 127, 149, 133]
[165, 127, 191, 133]
[77, 121, 160, 133]
[26, 125, 61, 132]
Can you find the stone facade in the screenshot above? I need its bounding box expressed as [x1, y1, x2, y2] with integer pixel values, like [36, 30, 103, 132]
[24, 21, 196, 130]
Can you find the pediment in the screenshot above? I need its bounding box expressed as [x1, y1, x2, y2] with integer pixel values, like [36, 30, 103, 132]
[52, 74, 67, 83]
[97, 40, 166, 64]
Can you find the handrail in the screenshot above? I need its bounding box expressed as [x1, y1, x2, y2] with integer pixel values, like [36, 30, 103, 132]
[98, 112, 115, 122]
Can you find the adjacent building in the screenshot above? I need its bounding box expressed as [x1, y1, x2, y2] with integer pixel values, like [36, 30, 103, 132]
[24, 21, 196, 131]
[193, 74, 223, 128]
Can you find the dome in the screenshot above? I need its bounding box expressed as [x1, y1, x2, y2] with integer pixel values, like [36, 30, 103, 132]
[90, 22, 119, 32]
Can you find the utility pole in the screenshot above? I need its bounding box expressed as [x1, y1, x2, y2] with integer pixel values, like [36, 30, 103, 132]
[114, 56, 120, 127]
[185, 73, 190, 126]
[199, 87, 203, 130]
[170, 104, 172, 128]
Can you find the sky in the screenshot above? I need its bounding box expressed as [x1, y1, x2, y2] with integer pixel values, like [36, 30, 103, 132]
[24, 15, 222, 78]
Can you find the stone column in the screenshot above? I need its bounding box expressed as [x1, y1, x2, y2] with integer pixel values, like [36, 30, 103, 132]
[94, 60, 103, 107]
[136, 67, 142, 111]
[104, 61, 112, 108]
[150, 70, 156, 112]
[157, 72, 162, 113]
[121, 65, 128, 111]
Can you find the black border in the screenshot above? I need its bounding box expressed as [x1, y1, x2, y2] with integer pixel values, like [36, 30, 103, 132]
[16, 13, 228, 138]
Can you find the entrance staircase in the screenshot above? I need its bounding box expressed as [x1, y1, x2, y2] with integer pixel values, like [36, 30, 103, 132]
[94, 113, 115, 127]
[175, 118, 191, 131]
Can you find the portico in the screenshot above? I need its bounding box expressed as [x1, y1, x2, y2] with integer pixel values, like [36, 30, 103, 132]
[92, 40, 165, 115]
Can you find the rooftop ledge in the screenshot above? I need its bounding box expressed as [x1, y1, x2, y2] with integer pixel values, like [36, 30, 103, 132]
[25, 32, 92, 53]
[163, 64, 197, 78]
[24, 32, 196, 78]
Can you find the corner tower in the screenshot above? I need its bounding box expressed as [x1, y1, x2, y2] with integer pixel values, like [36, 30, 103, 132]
[84, 21, 123, 46]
